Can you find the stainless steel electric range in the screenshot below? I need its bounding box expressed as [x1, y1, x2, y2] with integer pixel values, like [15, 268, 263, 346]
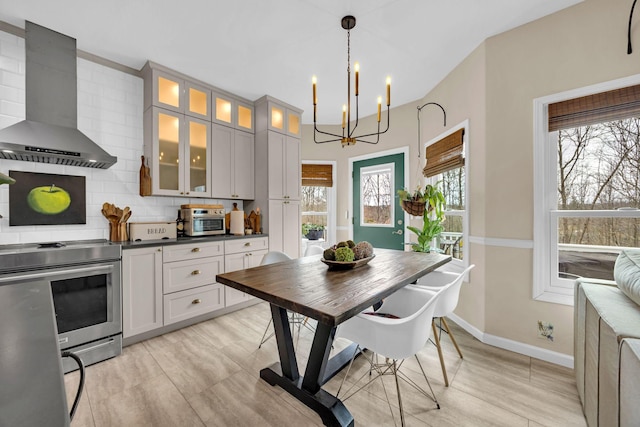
[0, 239, 122, 372]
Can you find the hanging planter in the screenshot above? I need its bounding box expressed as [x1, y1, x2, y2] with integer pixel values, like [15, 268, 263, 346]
[401, 199, 426, 216]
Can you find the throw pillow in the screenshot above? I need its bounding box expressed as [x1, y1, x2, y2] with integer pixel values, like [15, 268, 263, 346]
[614, 250, 640, 306]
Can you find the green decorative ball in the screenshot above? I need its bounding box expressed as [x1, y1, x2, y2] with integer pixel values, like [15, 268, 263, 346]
[335, 246, 355, 262]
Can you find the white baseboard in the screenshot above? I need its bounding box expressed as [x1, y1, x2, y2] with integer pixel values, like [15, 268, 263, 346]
[448, 313, 574, 369]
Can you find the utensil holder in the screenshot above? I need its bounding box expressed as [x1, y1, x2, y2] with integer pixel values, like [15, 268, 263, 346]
[109, 223, 128, 242]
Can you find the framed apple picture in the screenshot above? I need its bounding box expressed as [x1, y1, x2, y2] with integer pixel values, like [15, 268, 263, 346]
[8, 171, 86, 226]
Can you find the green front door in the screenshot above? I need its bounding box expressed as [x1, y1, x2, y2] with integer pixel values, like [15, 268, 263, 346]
[353, 153, 405, 249]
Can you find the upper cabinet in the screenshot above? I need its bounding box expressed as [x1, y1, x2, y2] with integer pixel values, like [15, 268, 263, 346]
[141, 61, 254, 198]
[143, 65, 211, 121]
[211, 124, 254, 200]
[144, 107, 212, 197]
[212, 91, 254, 133]
[255, 96, 302, 138]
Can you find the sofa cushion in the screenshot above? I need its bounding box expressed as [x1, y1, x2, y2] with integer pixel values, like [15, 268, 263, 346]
[619, 339, 640, 427]
[614, 250, 640, 306]
[578, 282, 640, 426]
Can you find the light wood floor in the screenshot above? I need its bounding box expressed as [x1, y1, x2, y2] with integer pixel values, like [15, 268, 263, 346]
[65, 302, 587, 427]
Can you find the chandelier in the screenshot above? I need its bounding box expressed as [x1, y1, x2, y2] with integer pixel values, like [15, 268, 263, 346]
[313, 15, 391, 147]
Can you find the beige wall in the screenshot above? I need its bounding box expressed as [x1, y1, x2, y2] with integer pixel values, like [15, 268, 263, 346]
[302, 0, 640, 357]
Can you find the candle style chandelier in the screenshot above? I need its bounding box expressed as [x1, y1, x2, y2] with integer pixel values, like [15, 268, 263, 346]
[313, 15, 391, 147]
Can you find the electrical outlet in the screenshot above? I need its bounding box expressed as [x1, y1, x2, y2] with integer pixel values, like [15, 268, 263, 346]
[537, 320, 554, 342]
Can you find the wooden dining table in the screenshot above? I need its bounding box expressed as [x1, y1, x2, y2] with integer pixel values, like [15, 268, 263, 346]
[216, 248, 451, 427]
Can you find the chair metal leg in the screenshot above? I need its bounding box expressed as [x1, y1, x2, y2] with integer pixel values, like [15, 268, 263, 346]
[431, 319, 449, 387]
[413, 354, 440, 409]
[441, 317, 463, 359]
[392, 360, 406, 427]
[258, 317, 274, 348]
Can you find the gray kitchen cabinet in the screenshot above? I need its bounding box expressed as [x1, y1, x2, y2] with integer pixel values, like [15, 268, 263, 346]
[162, 241, 224, 325]
[211, 123, 255, 200]
[212, 90, 254, 133]
[224, 237, 268, 306]
[267, 199, 301, 259]
[122, 246, 163, 339]
[255, 95, 301, 138]
[144, 106, 212, 198]
[267, 131, 301, 201]
[141, 61, 254, 199]
[248, 96, 303, 258]
[142, 61, 211, 120]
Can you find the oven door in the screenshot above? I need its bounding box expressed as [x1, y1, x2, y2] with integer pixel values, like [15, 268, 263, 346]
[0, 261, 122, 350]
[191, 216, 225, 235]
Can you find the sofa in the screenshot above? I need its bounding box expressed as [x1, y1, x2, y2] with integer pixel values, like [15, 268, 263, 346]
[574, 249, 640, 427]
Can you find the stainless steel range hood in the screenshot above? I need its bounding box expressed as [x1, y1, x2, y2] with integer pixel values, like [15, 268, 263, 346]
[0, 21, 117, 169]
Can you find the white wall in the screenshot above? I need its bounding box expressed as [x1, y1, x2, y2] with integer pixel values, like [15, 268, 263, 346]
[0, 30, 241, 245]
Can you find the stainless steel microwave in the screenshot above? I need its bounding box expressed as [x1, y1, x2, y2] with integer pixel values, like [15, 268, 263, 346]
[182, 208, 226, 236]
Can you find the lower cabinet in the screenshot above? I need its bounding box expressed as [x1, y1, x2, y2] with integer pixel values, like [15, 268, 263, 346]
[163, 284, 224, 325]
[224, 237, 268, 306]
[268, 199, 300, 258]
[122, 237, 268, 341]
[122, 246, 163, 338]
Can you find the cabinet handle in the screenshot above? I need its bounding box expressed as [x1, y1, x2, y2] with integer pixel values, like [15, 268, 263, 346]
[192, 299, 201, 305]
[191, 270, 201, 275]
[244, 242, 251, 246]
[157, 248, 162, 252]
[191, 247, 200, 253]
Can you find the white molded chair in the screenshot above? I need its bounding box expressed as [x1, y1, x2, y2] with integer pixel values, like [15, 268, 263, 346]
[257, 251, 313, 348]
[304, 245, 325, 257]
[335, 285, 447, 426]
[411, 264, 475, 386]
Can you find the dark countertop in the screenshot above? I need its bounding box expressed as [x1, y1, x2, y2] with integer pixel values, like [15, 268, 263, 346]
[120, 233, 268, 250]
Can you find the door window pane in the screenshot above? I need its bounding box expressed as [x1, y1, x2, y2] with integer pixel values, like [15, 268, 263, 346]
[360, 164, 393, 226]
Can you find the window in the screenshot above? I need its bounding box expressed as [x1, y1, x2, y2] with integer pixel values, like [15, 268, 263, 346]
[301, 162, 336, 244]
[424, 123, 469, 262]
[360, 163, 394, 226]
[534, 77, 640, 304]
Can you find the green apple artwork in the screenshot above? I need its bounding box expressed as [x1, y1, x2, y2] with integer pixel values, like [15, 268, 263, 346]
[27, 184, 71, 215]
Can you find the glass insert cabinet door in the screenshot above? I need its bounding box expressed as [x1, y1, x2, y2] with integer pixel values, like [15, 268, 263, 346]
[154, 108, 211, 197]
[186, 117, 211, 195]
[157, 111, 182, 192]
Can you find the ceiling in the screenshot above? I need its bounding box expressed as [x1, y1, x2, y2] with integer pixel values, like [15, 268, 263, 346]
[0, 0, 582, 125]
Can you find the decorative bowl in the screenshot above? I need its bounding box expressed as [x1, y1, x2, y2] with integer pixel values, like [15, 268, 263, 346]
[321, 254, 375, 270]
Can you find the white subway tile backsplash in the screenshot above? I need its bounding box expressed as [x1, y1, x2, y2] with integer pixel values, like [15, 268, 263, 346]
[0, 29, 239, 245]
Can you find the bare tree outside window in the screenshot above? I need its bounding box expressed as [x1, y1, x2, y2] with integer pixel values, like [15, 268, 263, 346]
[361, 169, 392, 224]
[556, 117, 640, 279]
[301, 186, 328, 227]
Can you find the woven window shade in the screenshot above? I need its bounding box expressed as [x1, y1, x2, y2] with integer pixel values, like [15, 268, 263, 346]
[423, 129, 465, 178]
[302, 164, 333, 187]
[548, 84, 640, 131]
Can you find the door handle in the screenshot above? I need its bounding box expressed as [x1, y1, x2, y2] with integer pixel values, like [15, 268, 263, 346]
[392, 229, 403, 235]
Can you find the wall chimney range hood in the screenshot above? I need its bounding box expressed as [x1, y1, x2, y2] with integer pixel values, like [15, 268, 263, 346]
[0, 22, 117, 169]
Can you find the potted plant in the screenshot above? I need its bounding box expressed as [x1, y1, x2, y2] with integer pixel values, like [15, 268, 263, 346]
[302, 223, 325, 240]
[398, 183, 446, 252]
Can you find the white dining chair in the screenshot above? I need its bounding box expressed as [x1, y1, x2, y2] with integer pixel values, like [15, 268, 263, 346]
[411, 264, 475, 386]
[257, 251, 312, 348]
[304, 244, 325, 257]
[335, 285, 447, 426]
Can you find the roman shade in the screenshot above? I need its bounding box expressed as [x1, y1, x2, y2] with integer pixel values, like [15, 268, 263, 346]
[302, 164, 333, 187]
[548, 84, 640, 131]
[423, 128, 465, 178]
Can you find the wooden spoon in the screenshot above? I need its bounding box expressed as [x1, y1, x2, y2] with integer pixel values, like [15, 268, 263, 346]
[120, 207, 130, 223]
[121, 209, 132, 223]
